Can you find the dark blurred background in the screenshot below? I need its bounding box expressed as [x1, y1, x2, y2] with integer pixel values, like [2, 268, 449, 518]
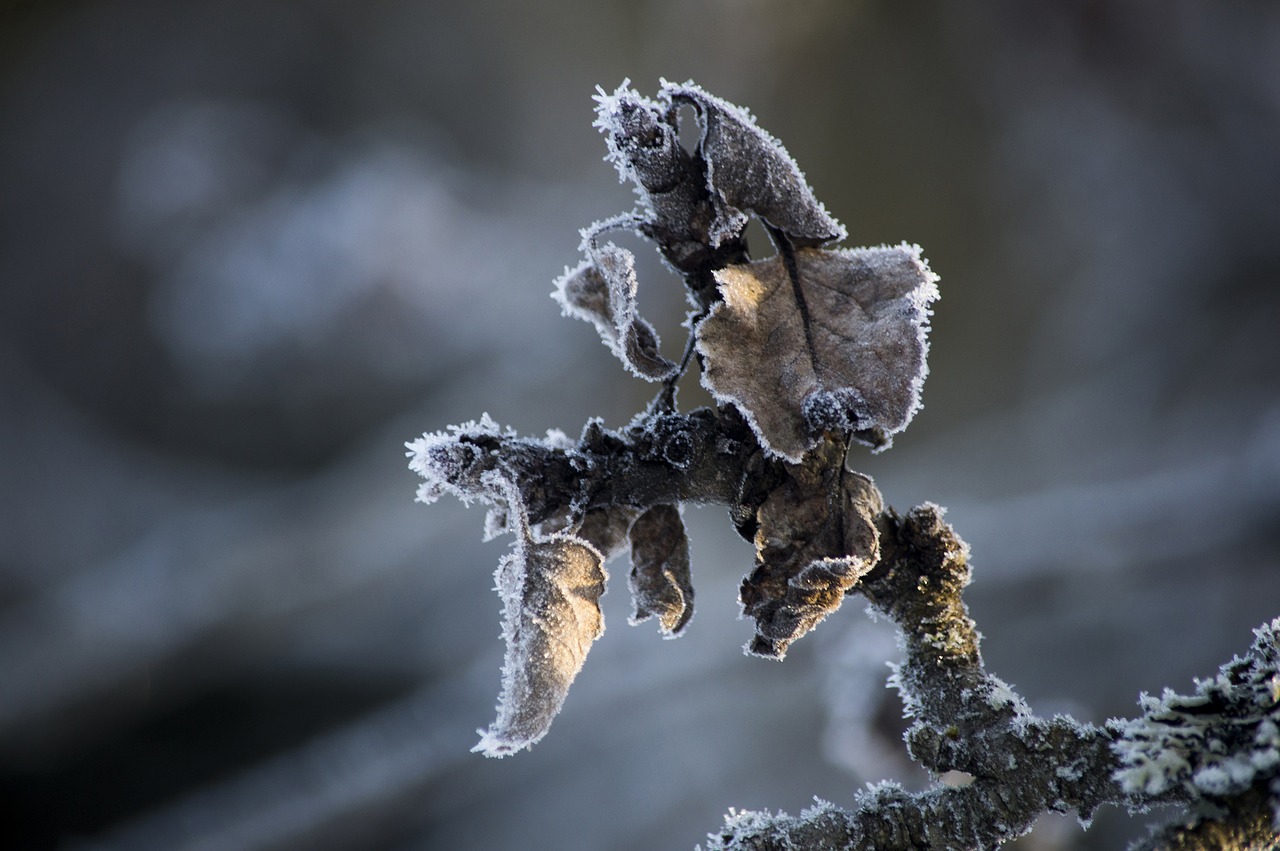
[1, 1, 1278, 848]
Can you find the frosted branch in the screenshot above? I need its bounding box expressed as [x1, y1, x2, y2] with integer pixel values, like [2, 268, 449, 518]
[407, 79, 1278, 846]
[705, 509, 1280, 849]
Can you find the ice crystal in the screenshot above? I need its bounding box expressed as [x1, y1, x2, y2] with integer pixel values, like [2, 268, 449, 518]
[1111, 618, 1280, 804]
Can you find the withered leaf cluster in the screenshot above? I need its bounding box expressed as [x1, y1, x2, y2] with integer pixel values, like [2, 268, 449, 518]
[408, 80, 938, 756]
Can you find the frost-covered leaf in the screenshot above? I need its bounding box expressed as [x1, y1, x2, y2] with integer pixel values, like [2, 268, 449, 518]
[592, 81, 670, 199]
[475, 531, 606, 757]
[627, 504, 694, 637]
[473, 475, 607, 757]
[696, 244, 939, 462]
[553, 241, 676, 381]
[591, 79, 697, 227]
[577, 505, 640, 562]
[740, 467, 882, 658]
[662, 80, 845, 248]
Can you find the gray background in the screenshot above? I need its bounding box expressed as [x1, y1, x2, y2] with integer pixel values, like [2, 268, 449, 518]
[2, 1, 1278, 848]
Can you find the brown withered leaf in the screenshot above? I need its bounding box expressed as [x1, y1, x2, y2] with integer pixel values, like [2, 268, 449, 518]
[552, 242, 676, 381]
[627, 504, 694, 637]
[663, 81, 846, 248]
[473, 476, 608, 757]
[740, 465, 883, 658]
[577, 505, 641, 561]
[695, 244, 939, 462]
[474, 533, 607, 757]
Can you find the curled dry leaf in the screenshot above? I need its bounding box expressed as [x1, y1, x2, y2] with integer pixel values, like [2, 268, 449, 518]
[473, 478, 607, 757]
[592, 81, 686, 214]
[577, 505, 641, 562]
[696, 244, 939, 461]
[553, 241, 677, 381]
[740, 466, 882, 658]
[627, 504, 694, 637]
[663, 81, 845, 248]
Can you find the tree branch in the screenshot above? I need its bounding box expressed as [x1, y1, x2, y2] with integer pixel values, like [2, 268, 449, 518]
[706, 504, 1278, 850]
[408, 79, 1279, 847]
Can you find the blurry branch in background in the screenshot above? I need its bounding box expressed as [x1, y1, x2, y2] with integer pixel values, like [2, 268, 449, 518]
[408, 80, 1280, 848]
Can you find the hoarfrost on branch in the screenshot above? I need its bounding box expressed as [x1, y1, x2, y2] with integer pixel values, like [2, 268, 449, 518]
[406, 80, 1280, 848]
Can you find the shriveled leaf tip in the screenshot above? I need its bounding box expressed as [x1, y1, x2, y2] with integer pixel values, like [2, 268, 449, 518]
[552, 242, 677, 381]
[740, 468, 883, 657]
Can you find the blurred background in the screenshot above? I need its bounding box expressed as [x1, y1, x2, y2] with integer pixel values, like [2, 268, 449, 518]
[2, 1, 1278, 848]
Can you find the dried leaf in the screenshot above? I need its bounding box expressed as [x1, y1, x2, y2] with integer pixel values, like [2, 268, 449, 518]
[577, 505, 641, 561]
[695, 244, 939, 462]
[627, 504, 694, 637]
[473, 477, 607, 757]
[552, 242, 676, 381]
[663, 81, 846, 248]
[740, 467, 882, 658]
[592, 81, 690, 219]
